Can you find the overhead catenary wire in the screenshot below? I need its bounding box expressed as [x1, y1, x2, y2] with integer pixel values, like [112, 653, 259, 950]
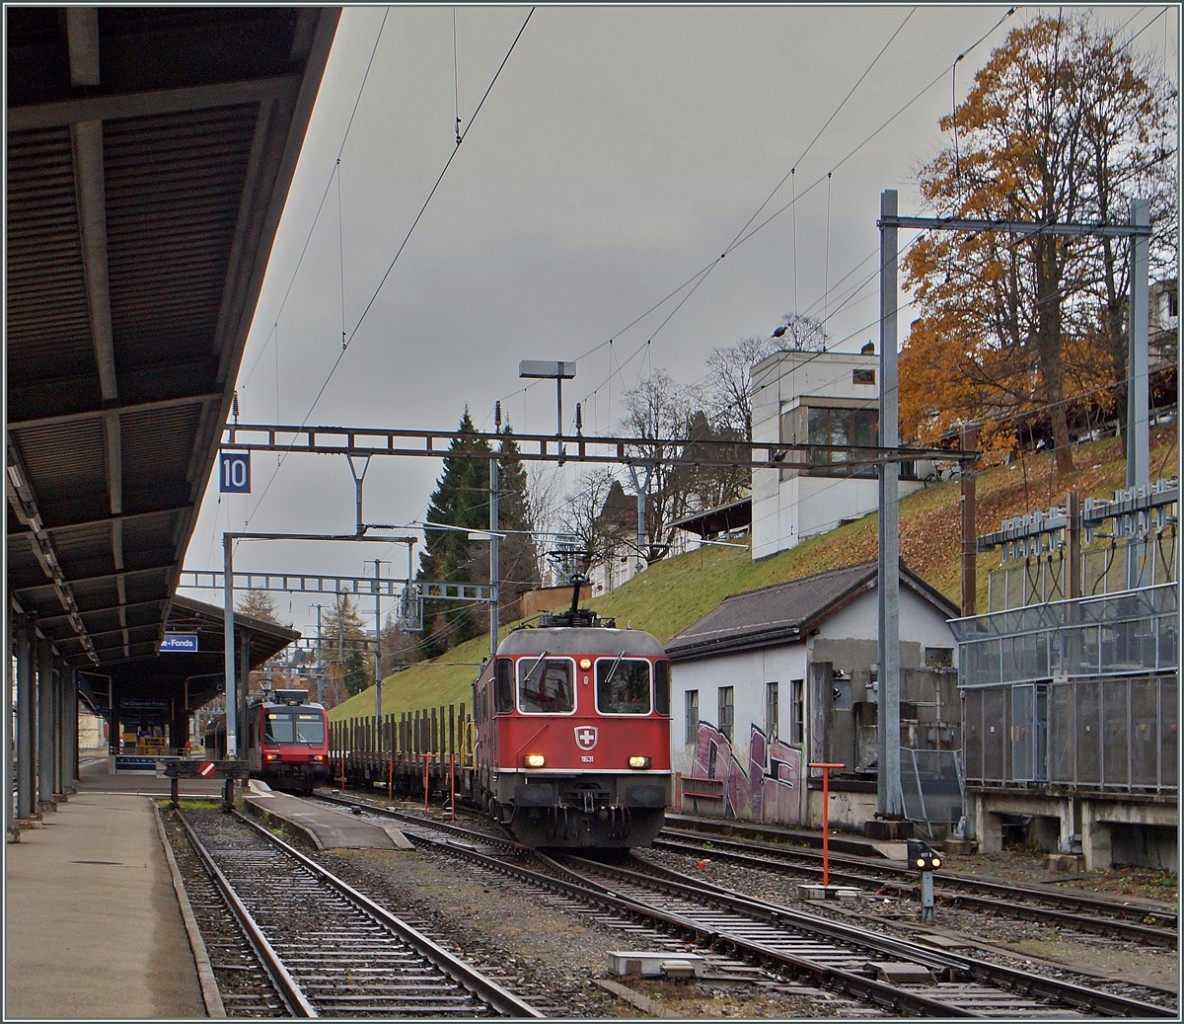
[239, 8, 393, 391]
[237, 8, 535, 533]
[540, 6, 1022, 429]
[208, 8, 1171, 599]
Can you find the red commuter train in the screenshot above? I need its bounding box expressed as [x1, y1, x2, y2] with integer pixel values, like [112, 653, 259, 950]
[472, 597, 673, 848]
[205, 688, 330, 794]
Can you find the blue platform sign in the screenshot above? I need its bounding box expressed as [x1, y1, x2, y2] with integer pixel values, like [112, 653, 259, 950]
[219, 451, 251, 493]
[160, 633, 199, 653]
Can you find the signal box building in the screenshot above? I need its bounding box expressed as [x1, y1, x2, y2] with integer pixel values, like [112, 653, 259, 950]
[665, 561, 961, 835]
[748, 346, 932, 561]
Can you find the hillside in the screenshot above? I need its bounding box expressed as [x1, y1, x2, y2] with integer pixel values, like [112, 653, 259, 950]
[330, 426, 1178, 723]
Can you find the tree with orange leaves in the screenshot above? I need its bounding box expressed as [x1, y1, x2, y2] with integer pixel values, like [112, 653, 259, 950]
[901, 13, 1177, 475]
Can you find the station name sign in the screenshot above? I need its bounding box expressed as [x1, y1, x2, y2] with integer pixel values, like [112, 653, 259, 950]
[160, 633, 199, 653]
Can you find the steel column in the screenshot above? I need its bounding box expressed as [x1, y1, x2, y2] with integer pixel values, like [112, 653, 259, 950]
[1127, 198, 1150, 490]
[877, 189, 903, 818]
[37, 641, 54, 808]
[16, 616, 36, 820]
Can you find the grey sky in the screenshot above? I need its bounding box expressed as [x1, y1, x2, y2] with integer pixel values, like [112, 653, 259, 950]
[179, 4, 1179, 636]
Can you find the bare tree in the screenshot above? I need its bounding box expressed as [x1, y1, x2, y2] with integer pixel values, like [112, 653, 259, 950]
[557, 467, 623, 575]
[770, 311, 828, 353]
[526, 463, 567, 579]
[705, 334, 783, 439]
[619, 369, 701, 553]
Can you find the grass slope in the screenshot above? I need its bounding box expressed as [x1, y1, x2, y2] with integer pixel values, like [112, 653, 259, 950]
[331, 427, 1178, 723]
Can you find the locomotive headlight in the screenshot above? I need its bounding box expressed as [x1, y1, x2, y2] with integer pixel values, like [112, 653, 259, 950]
[628, 755, 651, 769]
[265, 753, 280, 762]
[311, 754, 325, 762]
[523, 753, 546, 768]
[578, 657, 592, 670]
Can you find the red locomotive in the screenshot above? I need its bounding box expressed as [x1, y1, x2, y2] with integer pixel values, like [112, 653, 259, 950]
[206, 688, 330, 794]
[472, 588, 673, 848]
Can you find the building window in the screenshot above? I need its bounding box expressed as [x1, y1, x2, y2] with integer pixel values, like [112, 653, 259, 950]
[852, 368, 875, 385]
[718, 686, 734, 742]
[807, 407, 878, 477]
[790, 679, 804, 744]
[685, 689, 699, 745]
[766, 681, 779, 740]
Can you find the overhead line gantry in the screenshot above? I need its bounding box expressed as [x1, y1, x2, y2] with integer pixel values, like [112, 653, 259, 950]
[221, 422, 976, 471]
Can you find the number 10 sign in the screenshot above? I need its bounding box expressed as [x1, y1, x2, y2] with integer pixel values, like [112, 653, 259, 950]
[219, 451, 251, 493]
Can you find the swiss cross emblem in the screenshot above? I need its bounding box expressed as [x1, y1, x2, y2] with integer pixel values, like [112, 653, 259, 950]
[575, 726, 599, 751]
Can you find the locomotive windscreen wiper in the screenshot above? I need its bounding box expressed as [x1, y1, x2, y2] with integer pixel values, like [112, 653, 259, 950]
[601, 650, 627, 687]
[522, 651, 550, 686]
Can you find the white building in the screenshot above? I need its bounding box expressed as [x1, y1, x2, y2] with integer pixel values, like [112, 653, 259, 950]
[666, 561, 961, 833]
[749, 346, 930, 560]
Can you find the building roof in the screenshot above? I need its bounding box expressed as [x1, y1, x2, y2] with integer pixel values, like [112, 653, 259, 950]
[665, 560, 958, 659]
[76, 594, 299, 717]
[668, 496, 752, 538]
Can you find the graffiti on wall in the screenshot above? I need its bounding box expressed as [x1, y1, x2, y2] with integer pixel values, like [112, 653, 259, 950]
[690, 721, 803, 824]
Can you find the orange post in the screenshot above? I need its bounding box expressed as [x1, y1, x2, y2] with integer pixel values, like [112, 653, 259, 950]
[809, 762, 845, 887]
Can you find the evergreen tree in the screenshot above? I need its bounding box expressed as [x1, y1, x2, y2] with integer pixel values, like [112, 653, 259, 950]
[236, 590, 283, 625]
[319, 595, 371, 702]
[342, 649, 369, 697]
[493, 426, 541, 629]
[417, 409, 493, 657]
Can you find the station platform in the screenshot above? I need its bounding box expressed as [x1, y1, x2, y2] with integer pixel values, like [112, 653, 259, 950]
[4, 758, 414, 1022]
[242, 784, 414, 850]
[4, 757, 223, 1021]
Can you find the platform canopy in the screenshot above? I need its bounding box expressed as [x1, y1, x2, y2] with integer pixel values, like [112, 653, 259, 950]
[75, 595, 300, 720]
[6, 8, 340, 671]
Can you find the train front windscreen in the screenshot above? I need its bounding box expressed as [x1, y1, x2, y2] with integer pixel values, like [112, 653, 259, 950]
[264, 710, 325, 745]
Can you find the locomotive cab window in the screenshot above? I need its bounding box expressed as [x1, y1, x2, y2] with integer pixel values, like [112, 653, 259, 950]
[494, 658, 515, 713]
[265, 713, 295, 744]
[654, 660, 671, 715]
[294, 713, 325, 744]
[596, 657, 651, 714]
[264, 711, 324, 745]
[519, 658, 575, 713]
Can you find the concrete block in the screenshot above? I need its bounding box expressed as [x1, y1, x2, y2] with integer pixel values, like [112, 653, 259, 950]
[607, 951, 704, 978]
[866, 961, 936, 985]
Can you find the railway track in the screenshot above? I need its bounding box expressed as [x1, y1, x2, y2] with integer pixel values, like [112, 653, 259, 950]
[655, 826, 1178, 947]
[313, 794, 1174, 1018]
[549, 851, 1176, 1018]
[175, 808, 541, 1018]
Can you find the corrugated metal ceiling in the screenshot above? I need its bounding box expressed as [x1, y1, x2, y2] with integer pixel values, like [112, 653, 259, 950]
[6, 7, 340, 670]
